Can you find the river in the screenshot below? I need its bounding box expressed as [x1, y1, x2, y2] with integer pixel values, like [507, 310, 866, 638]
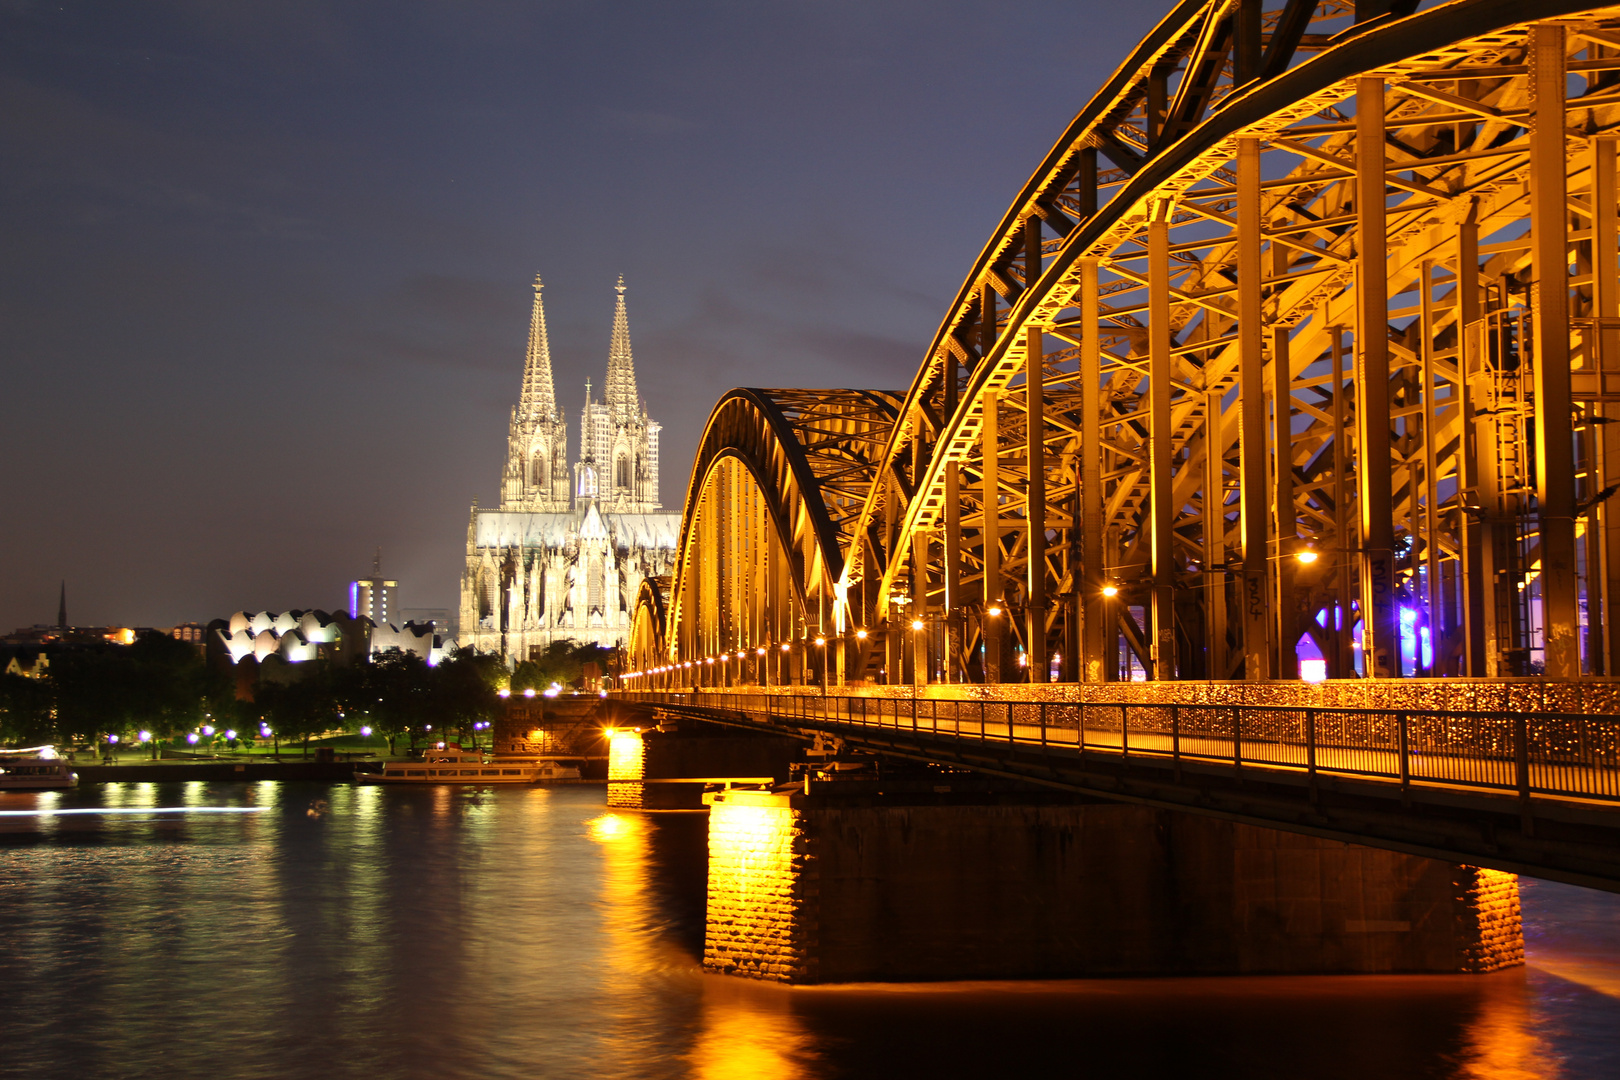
[1, 781, 1616, 1079]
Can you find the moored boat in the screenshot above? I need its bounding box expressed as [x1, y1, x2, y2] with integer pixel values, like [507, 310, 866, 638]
[355, 745, 582, 785]
[0, 748, 79, 790]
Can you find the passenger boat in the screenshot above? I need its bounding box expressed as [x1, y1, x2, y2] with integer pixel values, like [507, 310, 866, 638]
[0, 748, 79, 790]
[355, 745, 582, 785]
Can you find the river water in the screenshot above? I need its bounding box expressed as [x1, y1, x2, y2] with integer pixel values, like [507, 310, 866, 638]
[1, 781, 1616, 1080]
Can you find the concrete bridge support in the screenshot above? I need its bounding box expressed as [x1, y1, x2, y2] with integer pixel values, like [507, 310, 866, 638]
[702, 789, 1522, 984]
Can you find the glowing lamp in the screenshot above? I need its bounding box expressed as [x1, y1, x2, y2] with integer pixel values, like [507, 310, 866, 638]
[815, 637, 826, 647]
[1296, 550, 1319, 565]
[523, 688, 537, 698]
[497, 688, 511, 698]
[224, 730, 237, 741]
[781, 643, 791, 652]
[1101, 585, 1119, 598]
[138, 730, 152, 742]
[1300, 659, 1328, 683]
[360, 725, 373, 737]
[987, 605, 1002, 617]
[187, 733, 199, 744]
[202, 725, 215, 736]
[910, 619, 924, 631]
[757, 647, 766, 656]
[855, 629, 867, 640]
[705, 657, 714, 664]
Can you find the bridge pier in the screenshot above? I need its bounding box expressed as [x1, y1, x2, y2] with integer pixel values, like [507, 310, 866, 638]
[702, 787, 1522, 984]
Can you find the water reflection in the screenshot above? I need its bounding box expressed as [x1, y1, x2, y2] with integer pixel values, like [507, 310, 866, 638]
[0, 783, 1613, 1080]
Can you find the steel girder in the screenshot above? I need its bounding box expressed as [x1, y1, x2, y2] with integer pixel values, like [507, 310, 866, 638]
[635, 0, 1620, 690]
[834, 0, 1620, 686]
[656, 388, 902, 684]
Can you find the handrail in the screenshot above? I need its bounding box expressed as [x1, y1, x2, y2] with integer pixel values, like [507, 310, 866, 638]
[614, 690, 1620, 806]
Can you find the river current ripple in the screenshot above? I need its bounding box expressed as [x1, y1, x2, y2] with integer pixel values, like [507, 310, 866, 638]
[1, 781, 1616, 1080]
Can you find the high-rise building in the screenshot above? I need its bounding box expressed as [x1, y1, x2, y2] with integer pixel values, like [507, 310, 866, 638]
[460, 277, 678, 662]
[351, 550, 398, 625]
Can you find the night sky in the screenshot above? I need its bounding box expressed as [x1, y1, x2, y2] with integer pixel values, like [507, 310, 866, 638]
[1, 0, 1157, 631]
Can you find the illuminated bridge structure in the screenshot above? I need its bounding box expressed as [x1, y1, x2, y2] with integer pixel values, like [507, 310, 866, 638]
[620, 0, 1620, 891]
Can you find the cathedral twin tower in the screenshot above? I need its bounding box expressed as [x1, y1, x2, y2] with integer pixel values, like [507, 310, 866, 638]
[502, 275, 661, 513]
[460, 276, 679, 662]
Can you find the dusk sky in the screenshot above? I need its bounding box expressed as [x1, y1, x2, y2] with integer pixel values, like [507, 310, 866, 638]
[1, 0, 1159, 631]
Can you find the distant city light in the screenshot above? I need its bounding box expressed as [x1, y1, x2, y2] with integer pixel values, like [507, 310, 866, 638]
[543, 686, 561, 698]
[138, 730, 152, 742]
[523, 688, 537, 698]
[201, 725, 215, 736]
[497, 688, 511, 698]
[225, 729, 236, 741]
[360, 726, 372, 737]
[186, 733, 199, 744]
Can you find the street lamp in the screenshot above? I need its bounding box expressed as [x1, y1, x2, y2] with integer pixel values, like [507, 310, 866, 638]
[1101, 584, 1119, 598]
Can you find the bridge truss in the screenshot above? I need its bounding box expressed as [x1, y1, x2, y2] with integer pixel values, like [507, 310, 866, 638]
[633, 0, 1620, 690]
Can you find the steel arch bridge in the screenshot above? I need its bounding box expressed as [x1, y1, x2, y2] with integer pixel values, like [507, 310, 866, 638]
[632, 0, 1620, 692]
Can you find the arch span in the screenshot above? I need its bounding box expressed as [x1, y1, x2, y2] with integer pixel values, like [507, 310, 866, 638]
[632, 0, 1620, 690]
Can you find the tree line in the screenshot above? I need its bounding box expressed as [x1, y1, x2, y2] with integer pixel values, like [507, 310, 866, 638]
[0, 632, 608, 755]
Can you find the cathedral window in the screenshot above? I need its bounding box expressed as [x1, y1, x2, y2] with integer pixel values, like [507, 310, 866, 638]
[531, 451, 547, 489]
[616, 454, 630, 490]
[588, 556, 604, 613]
[578, 464, 597, 498]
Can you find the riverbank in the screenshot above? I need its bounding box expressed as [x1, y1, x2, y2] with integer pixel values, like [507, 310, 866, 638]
[72, 760, 384, 783]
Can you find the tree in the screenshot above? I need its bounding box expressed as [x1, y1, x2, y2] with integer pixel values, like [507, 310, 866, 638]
[433, 649, 503, 749]
[511, 639, 614, 693]
[0, 672, 54, 746]
[363, 650, 435, 754]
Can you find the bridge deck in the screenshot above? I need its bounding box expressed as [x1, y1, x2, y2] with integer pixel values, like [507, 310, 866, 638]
[617, 690, 1620, 893]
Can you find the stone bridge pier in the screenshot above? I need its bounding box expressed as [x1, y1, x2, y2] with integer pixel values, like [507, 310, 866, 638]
[700, 785, 1523, 984]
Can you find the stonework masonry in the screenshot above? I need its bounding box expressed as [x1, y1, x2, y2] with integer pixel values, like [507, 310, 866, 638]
[701, 792, 1525, 984]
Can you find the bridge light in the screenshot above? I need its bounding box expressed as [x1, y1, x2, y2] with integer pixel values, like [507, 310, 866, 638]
[855, 629, 867, 640]
[781, 643, 791, 652]
[757, 647, 767, 656]
[910, 619, 924, 631]
[986, 605, 1002, 617]
[1296, 549, 1319, 565]
[815, 637, 826, 647]
[524, 688, 536, 698]
[497, 688, 511, 698]
[1101, 584, 1119, 598]
[705, 657, 715, 664]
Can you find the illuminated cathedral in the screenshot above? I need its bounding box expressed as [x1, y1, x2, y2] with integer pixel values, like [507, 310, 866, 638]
[459, 276, 679, 662]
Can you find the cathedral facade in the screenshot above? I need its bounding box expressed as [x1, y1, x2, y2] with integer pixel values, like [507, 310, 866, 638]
[459, 277, 680, 662]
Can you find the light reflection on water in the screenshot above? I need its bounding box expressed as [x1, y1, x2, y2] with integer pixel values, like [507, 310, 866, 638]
[0, 782, 1615, 1080]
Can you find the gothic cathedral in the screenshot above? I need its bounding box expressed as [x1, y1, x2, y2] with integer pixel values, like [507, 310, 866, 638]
[459, 276, 680, 662]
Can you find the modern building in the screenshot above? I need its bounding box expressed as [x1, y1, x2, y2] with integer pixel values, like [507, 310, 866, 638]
[459, 276, 679, 662]
[350, 551, 397, 626]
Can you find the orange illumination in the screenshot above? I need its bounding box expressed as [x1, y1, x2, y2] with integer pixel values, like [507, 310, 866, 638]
[814, 637, 825, 646]
[855, 629, 867, 640]
[910, 619, 924, 631]
[780, 643, 791, 652]
[1101, 585, 1119, 598]
[987, 605, 1002, 617]
[1296, 550, 1320, 565]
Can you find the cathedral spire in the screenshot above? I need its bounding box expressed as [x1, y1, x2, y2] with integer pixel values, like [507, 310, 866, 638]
[519, 275, 557, 421]
[603, 275, 640, 419]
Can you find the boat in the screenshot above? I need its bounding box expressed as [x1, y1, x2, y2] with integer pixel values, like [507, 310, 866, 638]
[355, 745, 582, 785]
[0, 747, 79, 790]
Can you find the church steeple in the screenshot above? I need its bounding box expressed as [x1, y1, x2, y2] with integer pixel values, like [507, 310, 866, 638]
[519, 275, 557, 421]
[603, 275, 640, 419]
[501, 273, 569, 512]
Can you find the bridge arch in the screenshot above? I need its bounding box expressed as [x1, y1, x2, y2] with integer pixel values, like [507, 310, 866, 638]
[662, 388, 902, 683]
[635, 0, 1620, 689]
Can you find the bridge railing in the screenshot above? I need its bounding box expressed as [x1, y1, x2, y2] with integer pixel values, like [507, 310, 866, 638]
[617, 691, 1620, 804]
